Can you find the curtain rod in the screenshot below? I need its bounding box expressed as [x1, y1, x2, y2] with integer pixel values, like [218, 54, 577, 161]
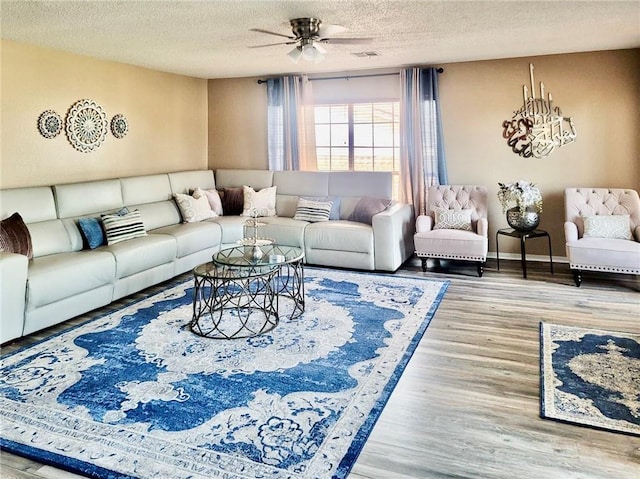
[256, 68, 443, 84]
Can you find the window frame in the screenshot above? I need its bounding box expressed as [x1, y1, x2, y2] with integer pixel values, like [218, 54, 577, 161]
[314, 99, 401, 197]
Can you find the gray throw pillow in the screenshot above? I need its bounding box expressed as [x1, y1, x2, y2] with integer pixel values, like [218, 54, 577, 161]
[348, 196, 393, 225]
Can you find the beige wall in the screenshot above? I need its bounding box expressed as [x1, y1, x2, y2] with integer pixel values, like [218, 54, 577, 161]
[2, 40, 638, 258]
[439, 49, 640, 256]
[208, 77, 267, 170]
[207, 49, 640, 257]
[1, 40, 208, 189]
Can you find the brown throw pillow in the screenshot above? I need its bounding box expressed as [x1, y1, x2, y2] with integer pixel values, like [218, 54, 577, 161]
[0, 212, 33, 259]
[221, 187, 244, 216]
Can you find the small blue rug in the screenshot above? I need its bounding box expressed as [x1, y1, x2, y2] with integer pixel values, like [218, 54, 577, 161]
[0, 268, 448, 478]
[540, 322, 640, 436]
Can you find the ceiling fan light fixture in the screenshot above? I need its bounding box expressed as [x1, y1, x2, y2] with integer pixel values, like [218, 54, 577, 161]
[301, 43, 324, 63]
[288, 46, 303, 63]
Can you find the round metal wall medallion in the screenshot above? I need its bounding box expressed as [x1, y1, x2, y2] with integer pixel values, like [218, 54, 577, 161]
[65, 99, 108, 153]
[110, 114, 128, 138]
[38, 110, 63, 138]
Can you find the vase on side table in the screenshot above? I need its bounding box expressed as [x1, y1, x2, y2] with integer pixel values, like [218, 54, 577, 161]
[506, 207, 540, 231]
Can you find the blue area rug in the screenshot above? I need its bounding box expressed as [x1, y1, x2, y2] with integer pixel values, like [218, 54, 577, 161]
[540, 322, 640, 436]
[0, 268, 448, 478]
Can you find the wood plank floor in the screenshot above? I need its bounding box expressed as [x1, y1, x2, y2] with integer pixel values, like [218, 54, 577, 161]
[1, 258, 639, 479]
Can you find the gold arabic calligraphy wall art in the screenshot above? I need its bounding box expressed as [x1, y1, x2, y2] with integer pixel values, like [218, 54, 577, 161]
[502, 64, 576, 159]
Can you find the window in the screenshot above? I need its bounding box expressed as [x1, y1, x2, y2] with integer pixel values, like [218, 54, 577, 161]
[314, 102, 400, 199]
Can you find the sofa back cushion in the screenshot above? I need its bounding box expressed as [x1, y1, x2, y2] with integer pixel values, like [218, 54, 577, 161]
[273, 171, 330, 217]
[565, 187, 640, 238]
[0, 186, 77, 257]
[168, 170, 216, 194]
[29, 220, 77, 256]
[1, 186, 58, 223]
[215, 169, 274, 190]
[121, 174, 171, 205]
[121, 174, 181, 230]
[329, 172, 392, 219]
[52, 179, 125, 253]
[54, 180, 123, 218]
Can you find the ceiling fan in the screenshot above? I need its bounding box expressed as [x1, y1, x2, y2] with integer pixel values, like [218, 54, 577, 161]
[250, 18, 372, 63]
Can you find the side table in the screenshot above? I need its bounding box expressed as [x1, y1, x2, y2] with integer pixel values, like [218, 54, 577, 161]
[496, 228, 553, 279]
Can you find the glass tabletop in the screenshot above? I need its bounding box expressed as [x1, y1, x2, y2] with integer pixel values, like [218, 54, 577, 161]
[213, 244, 304, 269]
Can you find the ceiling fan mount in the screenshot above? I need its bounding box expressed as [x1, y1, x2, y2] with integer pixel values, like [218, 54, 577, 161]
[290, 17, 322, 41]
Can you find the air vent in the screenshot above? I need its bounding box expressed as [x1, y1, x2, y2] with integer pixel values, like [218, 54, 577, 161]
[351, 51, 380, 58]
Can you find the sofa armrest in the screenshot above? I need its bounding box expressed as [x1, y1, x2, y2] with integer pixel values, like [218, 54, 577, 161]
[415, 215, 433, 233]
[372, 203, 415, 271]
[564, 221, 579, 242]
[477, 218, 488, 237]
[0, 252, 28, 343]
[634, 225, 640, 243]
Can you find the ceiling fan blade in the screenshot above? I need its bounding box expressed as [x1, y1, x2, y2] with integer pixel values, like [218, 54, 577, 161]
[318, 23, 348, 37]
[248, 41, 296, 49]
[320, 37, 374, 45]
[250, 28, 295, 40]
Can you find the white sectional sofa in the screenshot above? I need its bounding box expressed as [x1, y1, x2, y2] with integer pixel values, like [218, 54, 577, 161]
[0, 169, 414, 344]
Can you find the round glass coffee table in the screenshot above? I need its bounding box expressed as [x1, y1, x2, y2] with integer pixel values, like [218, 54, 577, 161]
[190, 245, 305, 340]
[215, 244, 305, 320]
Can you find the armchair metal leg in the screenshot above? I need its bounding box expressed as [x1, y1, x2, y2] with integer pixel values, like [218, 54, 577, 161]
[421, 257, 428, 272]
[572, 269, 582, 287]
[477, 262, 485, 277]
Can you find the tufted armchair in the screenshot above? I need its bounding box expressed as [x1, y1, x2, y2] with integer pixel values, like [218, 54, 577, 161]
[414, 185, 488, 276]
[564, 187, 640, 286]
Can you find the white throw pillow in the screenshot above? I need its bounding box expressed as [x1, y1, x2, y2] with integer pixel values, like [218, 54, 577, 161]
[293, 197, 333, 223]
[433, 208, 473, 231]
[241, 185, 276, 217]
[193, 187, 223, 216]
[174, 193, 216, 223]
[583, 214, 632, 240]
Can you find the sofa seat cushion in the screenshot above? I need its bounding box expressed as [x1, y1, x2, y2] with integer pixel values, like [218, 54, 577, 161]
[152, 222, 222, 258]
[567, 237, 640, 270]
[304, 221, 373, 254]
[259, 217, 307, 247]
[105, 234, 176, 279]
[414, 229, 488, 259]
[212, 216, 247, 244]
[27, 251, 115, 310]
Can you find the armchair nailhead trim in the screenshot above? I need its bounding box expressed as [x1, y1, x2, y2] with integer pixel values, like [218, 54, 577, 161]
[570, 263, 640, 274]
[415, 252, 486, 261]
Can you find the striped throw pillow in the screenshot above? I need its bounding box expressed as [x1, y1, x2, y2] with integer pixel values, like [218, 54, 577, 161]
[101, 209, 147, 245]
[293, 197, 333, 223]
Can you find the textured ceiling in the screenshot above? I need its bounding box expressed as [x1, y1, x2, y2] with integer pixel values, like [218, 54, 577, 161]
[1, 1, 639, 79]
